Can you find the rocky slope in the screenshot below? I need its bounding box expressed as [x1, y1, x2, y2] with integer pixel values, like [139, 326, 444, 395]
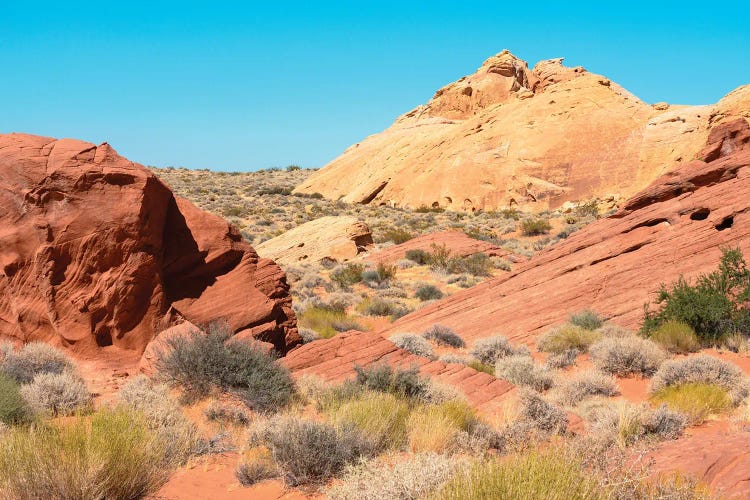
[295, 50, 749, 212]
[0, 133, 300, 355]
[256, 215, 373, 265]
[380, 117, 750, 346]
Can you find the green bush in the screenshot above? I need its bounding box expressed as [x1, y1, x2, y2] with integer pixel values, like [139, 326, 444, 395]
[405, 249, 431, 265]
[299, 306, 363, 338]
[353, 364, 429, 401]
[569, 310, 604, 330]
[520, 218, 552, 236]
[415, 284, 444, 301]
[0, 375, 29, 425]
[0, 407, 180, 499]
[642, 248, 750, 341]
[156, 327, 295, 412]
[380, 228, 414, 244]
[358, 297, 410, 319]
[648, 321, 701, 353]
[330, 263, 366, 288]
[451, 253, 493, 277]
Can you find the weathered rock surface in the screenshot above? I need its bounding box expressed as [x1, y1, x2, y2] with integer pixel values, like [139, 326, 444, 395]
[255, 215, 373, 266]
[0, 133, 300, 355]
[367, 229, 508, 264]
[380, 118, 750, 346]
[283, 330, 516, 414]
[295, 50, 749, 212]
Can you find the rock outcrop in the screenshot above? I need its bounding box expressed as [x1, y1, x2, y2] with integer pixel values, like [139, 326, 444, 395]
[295, 50, 749, 212]
[367, 229, 508, 264]
[380, 118, 750, 346]
[255, 216, 373, 266]
[0, 133, 300, 355]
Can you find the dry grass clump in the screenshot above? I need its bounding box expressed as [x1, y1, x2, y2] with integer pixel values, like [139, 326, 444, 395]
[495, 355, 553, 391]
[557, 370, 620, 406]
[650, 383, 733, 424]
[649, 354, 750, 404]
[358, 297, 411, 319]
[517, 389, 568, 434]
[439, 353, 471, 365]
[327, 453, 460, 500]
[649, 321, 701, 354]
[331, 392, 411, 452]
[235, 445, 277, 486]
[247, 415, 375, 486]
[0, 407, 182, 500]
[469, 335, 523, 365]
[537, 323, 601, 354]
[407, 399, 480, 453]
[299, 306, 363, 338]
[389, 333, 435, 358]
[20, 372, 90, 417]
[545, 348, 580, 369]
[423, 325, 465, 348]
[569, 310, 605, 330]
[589, 336, 666, 376]
[585, 400, 686, 447]
[1, 342, 75, 384]
[0, 374, 30, 425]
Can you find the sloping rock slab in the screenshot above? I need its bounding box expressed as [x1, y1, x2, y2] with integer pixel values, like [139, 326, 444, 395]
[367, 230, 508, 263]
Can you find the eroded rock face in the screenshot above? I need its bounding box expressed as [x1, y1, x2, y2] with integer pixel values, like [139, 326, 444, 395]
[294, 49, 749, 212]
[0, 133, 300, 355]
[366, 229, 508, 264]
[255, 215, 373, 266]
[381, 118, 750, 346]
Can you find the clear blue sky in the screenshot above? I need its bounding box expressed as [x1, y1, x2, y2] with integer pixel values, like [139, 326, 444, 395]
[2, 1, 748, 171]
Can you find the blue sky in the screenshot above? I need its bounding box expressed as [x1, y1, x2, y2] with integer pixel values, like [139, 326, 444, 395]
[1, 1, 748, 171]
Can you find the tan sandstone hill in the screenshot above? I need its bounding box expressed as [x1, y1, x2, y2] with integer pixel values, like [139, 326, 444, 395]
[294, 50, 749, 212]
[255, 215, 373, 266]
[0, 133, 300, 356]
[378, 117, 750, 346]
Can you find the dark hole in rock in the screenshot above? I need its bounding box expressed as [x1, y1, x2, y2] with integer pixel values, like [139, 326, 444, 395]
[716, 216, 734, 231]
[690, 208, 710, 221]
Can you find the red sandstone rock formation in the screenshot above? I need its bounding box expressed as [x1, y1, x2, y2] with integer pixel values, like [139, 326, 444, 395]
[295, 49, 749, 212]
[380, 118, 750, 346]
[366, 229, 508, 264]
[0, 133, 300, 356]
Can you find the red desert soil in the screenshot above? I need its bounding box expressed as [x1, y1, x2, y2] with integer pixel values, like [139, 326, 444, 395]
[0, 133, 300, 356]
[379, 118, 750, 347]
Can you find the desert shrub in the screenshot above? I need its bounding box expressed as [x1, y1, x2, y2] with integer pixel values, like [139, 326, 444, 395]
[236, 445, 277, 486]
[649, 321, 701, 354]
[0, 375, 29, 425]
[569, 310, 604, 330]
[20, 372, 90, 417]
[586, 401, 686, 447]
[452, 253, 493, 277]
[0, 407, 178, 499]
[589, 336, 666, 376]
[596, 323, 636, 338]
[537, 323, 601, 354]
[405, 249, 431, 265]
[469, 335, 518, 364]
[1, 342, 75, 384]
[440, 353, 470, 365]
[575, 200, 600, 218]
[204, 401, 251, 426]
[545, 348, 580, 369]
[156, 328, 295, 412]
[359, 297, 410, 318]
[375, 262, 397, 281]
[327, 452, 459, 500]
[495, 355, 553, 391]
[299, 327, 320, 344]
[332, 392, 411, 451]
[649, 354, 750, 404]
[520, 218, 552, 236]
[299, 306, 362, 338]
[517, 389, 568, 433]
[415, 284, 444, 301]
[353, 364, 429, 401]
[249, 416, 375, 486]
[423, 325, 465, 347]
[643, 404, 688, 440]
[467, 360, 495, 375]
[650, 382, 732, 423]
[380, 228, 414, 244]
[389, 333, 435, 358]
[642, 248, 750, 341]
[428, 243, 453, 272]
[557, 370, 619, 406]
[118, 376, 197, 461]
[407, 399, 479, 453]
[330, 263, 366, 288]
